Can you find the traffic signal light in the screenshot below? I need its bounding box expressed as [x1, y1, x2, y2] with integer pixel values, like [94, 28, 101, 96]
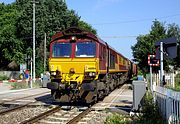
[155, 37, 179, 59]
[148, 54, 159, 66]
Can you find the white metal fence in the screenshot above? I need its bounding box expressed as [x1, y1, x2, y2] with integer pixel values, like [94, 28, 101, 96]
[153, 85, 180, 124]
[146, 72, 175, 88]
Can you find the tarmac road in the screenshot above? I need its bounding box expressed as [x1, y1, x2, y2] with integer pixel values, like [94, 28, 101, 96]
[0, 83, 12, 93]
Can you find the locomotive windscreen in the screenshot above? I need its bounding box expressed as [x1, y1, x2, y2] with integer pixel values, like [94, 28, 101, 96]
[52, 42, 71, 57]
[75, 41, 96, 57]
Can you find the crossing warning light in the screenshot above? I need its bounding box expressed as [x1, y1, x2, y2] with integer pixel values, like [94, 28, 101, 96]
[148, 54, 159, 66]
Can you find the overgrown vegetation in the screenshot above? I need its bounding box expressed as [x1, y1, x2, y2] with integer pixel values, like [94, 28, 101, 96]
[137, 92, 164, 124]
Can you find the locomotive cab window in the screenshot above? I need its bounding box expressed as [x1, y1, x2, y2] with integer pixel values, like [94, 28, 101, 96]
[52, 42, 71, 57]
[75, 41, 96, 57]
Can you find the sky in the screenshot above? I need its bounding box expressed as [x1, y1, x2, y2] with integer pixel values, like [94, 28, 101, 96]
[1, 0, 180, 60]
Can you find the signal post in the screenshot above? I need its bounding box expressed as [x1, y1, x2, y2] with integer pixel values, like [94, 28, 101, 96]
[148, 54, 159, 91]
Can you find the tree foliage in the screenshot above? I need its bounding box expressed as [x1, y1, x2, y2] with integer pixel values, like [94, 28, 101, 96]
[78, 20, 97, 34]
[132, 20, 180, 74]
[0, 3, 24, 70]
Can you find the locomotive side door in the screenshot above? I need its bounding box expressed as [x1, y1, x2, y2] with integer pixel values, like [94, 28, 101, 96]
[99, 45, 107, 72]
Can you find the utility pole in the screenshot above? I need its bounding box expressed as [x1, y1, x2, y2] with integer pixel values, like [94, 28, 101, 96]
[32, 0, 37, 83]
[30, 57, 33, 88]
[150, 65, 152, 91]
[160, 42, 164, 86]
[44, 33, 46, 73]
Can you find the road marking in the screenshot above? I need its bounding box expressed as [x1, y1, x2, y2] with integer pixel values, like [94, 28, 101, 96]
[108, 86, 127, 108]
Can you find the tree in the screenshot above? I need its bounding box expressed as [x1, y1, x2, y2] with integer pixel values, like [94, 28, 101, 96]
[0, 3, 24, 70]
[166, 23, 180, 68]
[167, 23, 180, 38]
[131, 20, 180, 74]
[78, 20, 97, 34]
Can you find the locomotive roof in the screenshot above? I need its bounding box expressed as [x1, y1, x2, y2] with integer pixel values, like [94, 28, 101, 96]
[51, 27, 128, 60]
[51, 27, 104, 43]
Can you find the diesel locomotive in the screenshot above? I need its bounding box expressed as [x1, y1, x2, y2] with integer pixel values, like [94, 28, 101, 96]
[47, 27, 137, 103]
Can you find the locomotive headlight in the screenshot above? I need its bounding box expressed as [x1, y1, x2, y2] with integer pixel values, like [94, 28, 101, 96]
[89, 72, 93, 76]
[70, 36, 77, 42]
[89, 72, 96, 77]
[71, 36, 76, 40]
[84, 65, 96, 78]
[51, 71, 56, 76]
[92, 72, 96, 76]
[85, 72, 96, 77]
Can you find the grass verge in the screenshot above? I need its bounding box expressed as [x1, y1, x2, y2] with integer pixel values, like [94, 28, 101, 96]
[7, 80, 42, 90]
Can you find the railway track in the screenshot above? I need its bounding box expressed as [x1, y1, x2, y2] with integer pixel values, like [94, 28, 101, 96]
[20, 84, 129, 124]
[0, 90, 51, 115]
[0, 90, 53, 124]
[0, 84, 131, 124]
[0, 95, 52, 115]
[20, 106, 90, 124]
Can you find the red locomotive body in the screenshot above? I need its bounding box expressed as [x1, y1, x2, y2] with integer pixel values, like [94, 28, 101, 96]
[47, 27, 137, 103]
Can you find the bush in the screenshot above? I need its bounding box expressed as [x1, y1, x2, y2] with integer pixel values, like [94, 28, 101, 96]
[9, 80, 42, 90]
[10, 81, 28, 90]
[175, 77, 180, 91]
[0, 75, 9, 80]
[105, 113, 132, 124]
[137, 92, 164, 124]
[132, 76, 137, 80]
[165, 77, 180, 91]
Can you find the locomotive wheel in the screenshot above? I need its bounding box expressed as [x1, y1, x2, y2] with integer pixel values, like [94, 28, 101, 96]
[51, 90, 59, 99]
[94, 88, 98, 103]
[105, 86, 110, 96]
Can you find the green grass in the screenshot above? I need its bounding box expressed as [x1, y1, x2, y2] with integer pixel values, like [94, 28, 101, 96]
[105, 113, 132, 124]
[175, 77, 180, 91]
[7, 80, 42, 90]
[0, 75, 9, 80]
[165, 77, 180, 91]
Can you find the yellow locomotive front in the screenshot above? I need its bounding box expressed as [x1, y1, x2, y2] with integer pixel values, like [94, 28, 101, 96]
[47, 28, 99, 103]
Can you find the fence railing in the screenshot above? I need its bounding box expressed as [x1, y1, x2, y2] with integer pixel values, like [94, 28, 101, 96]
[146, 72, 175, 88]
[153, 85, 180, 124]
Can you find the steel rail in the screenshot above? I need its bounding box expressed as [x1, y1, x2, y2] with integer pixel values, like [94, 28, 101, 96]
[0, 95, 52, 115]
[66, 84, 129, 124]
[67, 107, 91, 124]
[20, 106, 61, 124]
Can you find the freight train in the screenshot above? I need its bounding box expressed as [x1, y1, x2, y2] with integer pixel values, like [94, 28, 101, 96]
[47, 27, 137, 103]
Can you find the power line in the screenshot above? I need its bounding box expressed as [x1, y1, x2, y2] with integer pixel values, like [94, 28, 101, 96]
[92, 13, 180, 25]
[101, 36, 137, 39]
